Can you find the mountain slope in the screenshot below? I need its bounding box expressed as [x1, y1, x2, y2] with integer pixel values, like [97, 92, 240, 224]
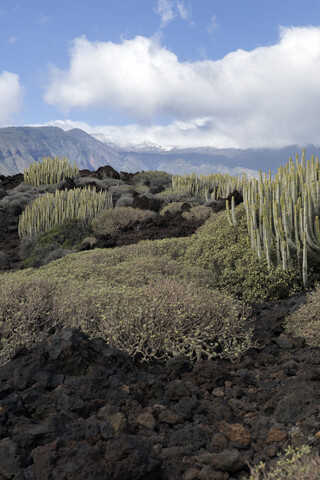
[0, 126, 124, 175]
[0, 126, 319, 177]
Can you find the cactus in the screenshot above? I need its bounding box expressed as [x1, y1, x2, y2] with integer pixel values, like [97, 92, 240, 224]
[242, 149, 320, 286]
[18, 186, 112, 238]
[24, 156, 80, 186]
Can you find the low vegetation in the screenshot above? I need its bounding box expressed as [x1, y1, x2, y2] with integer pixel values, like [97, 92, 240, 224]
[92, 206, 157, 238]
[3, 152, 320, 476]
[0, 252, 255, 366]
[247, 444, 320, 479]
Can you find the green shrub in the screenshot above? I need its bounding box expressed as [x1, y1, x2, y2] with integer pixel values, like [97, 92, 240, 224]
[247, 444, 320, 479]
[36, 251, 218, 290]
[24, 156, 80, 186]
[132, 171, 172, 190]
[92, 206, 157, 238]
[160, 202, 186, 216]
[20, 219, 93, 268]
[180, 204, 302, 302]
[155, 185, 199, 203]
[109, 236, 190, 261]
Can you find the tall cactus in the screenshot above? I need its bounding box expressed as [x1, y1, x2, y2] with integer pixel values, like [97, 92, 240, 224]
[24, 156, 80, 186]
[18, 186, 112, 238]
[243, 149, 320, 286]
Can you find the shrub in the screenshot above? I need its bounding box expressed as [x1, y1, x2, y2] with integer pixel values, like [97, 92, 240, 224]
[20, 218, 91, 268]
[180, 204, 302, 302]
[0, 259, 254, 366]
[24, 156, 80, 186]
[92, 206, 157, 238]
[156, 187, 196, 203]
[115, 195, 134, 207]
[37, 252, 218, 290]
[160, 202, 186, 216]
[60, 277, 254, 363]
[182, 205, 212, 222]
[132, 171, 172, 190]
[247, 444, 320, 479]
[0, 274, 60, 365]
[283, 284, 320, 347]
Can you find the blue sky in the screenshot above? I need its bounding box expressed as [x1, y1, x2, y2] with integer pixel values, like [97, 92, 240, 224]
[1, 0, 320, 148]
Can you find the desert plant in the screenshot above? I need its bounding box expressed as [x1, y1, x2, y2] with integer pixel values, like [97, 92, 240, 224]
[92, 206, 157, 238]
[181, 204, 302, 302]
[247, 444, 320, 479]
[172, 171, 244, 201]
[115, 195, 134, 207]
[283, 283, 320, 347]
[132, 171, 172, 190]
[0, 255, 256, 366]
[24, 156, 80, 186]
[160, 202, 186, 216]
[20, 218, 93, 268]
[156, 187, 197, 203]
[0, 274, 59, 365]
[242, 151, 320, 286]
[182, 205, 212, 222]
[18, 186, 112, 238]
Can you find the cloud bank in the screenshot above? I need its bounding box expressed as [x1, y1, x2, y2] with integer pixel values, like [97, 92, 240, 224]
[0, 71, 23, 125]
[44, 26, 320, 148]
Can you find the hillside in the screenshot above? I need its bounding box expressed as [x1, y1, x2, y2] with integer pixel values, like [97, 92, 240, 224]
[1, 157, 320, 479]
[0, 126, 124, 175]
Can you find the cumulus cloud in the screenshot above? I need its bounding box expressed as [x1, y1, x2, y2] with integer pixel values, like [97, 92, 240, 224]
[44, 26, 320, 148]
[0, 71, 23, 125]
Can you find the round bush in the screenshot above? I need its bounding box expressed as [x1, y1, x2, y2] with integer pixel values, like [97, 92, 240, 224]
[92, 206, 157, 238]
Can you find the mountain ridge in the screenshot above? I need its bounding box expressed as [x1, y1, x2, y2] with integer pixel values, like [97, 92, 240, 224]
[0, 126, 318, 177]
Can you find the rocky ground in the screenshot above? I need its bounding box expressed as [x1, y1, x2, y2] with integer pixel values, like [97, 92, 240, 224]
[1, 168, 320, 479]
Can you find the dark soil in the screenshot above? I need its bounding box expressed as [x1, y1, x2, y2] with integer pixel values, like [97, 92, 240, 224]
[1, 169, 320, 479]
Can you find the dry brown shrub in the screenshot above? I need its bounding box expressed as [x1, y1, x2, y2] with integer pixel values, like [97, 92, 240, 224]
[284, 285, 320, 347]
[160, 202, 185, 216]
[182, 205, 212, 222]
[53, 277, 254, 363]
[0, 274, 60, 365]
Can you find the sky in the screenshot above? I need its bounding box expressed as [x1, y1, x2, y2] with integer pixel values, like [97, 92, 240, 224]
[1, 0, 320, 149]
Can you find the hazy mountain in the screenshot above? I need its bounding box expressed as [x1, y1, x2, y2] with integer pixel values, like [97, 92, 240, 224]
[0, 125, 318, 178]
[0, 126, 124, 176]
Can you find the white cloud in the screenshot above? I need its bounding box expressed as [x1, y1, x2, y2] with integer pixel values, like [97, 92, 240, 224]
[155, 0, 175, 27]
[154, 0, 191, 27]
[0, 71, 23, 125]
[207, 15, 217, 35]
[44, 26, 320, 148]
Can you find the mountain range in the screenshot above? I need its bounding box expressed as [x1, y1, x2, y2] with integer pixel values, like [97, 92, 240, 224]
[0, 125, 318, 177]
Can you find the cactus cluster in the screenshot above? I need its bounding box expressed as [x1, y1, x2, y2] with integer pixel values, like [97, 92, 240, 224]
[18, 186, 112, 238]
[243, 150, 320, 286]
[171, 172, 244, 201]
[24, 156, 80, 186]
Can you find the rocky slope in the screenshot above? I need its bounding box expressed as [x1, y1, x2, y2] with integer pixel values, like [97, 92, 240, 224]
[2, 292, 320, 480]
[1, 168, 320, 479]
